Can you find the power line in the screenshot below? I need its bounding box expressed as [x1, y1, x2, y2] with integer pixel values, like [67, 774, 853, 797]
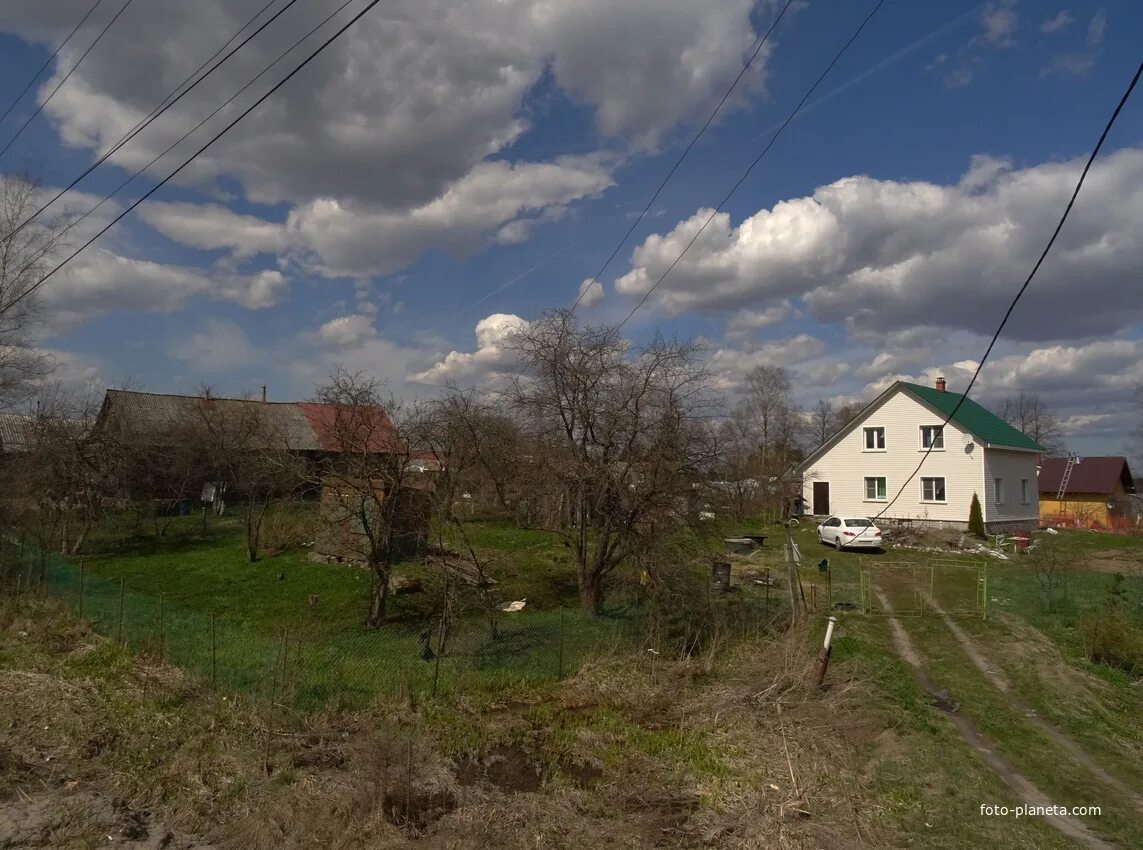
[0, 0, 107, 127]
[568, 0, 797, 313]
[5, 0, 385, 316]
[0, 0, 136, 161]
[855, 58, 1142, 537]
[2, 0, 302, 243]
[7, 0, 358, 275]
[616, 0, 885, 331]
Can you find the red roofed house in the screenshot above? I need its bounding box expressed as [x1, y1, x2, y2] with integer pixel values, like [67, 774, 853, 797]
[1038, 456, 1136, 531]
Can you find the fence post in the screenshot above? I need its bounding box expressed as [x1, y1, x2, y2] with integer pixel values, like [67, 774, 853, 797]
[557, 607, 565, 678]
[210, 612, 218, 690]
[116, 578, 125, 645]
[764, 568, 770, 620]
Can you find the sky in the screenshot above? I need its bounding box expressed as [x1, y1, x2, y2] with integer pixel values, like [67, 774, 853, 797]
[0, 0, 1141, 456]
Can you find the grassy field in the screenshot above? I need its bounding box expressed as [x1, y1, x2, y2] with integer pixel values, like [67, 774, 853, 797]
[27, 509, 777, 708]
[4, 509, 1143, 846]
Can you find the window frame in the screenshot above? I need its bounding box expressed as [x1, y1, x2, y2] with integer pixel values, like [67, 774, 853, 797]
[863, 426, 886, 452]
[921, 476, 947, 504]
[1021, 478, 1029, 504]
[920, 424, 945, 450]
[864, 476, 887, 502]
[994, 477, 1004, 505]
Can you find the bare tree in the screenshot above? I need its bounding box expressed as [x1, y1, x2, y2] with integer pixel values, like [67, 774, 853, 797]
[832, 400, 866, 432]
[810, 399, 834, 449]
[6, 386, 122, 556]
[500, 310, 718, 614]
[308, 370, 428, 628]
[193, 388, 299, 563]
[0, 175, 68, 406]
[1000, 392, 1064, 454]
[742, 365, 801, 473]
[713, 406, 761, 519]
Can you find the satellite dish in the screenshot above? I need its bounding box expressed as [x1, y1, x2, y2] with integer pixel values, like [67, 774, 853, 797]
[962, 433, 975, 450]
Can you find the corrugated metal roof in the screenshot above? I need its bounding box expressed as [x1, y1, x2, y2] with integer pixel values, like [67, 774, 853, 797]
[1039, 456, 1135, 495]
[100, 390, 397, 453]
[0, 413, 38, 453]
[902, 382, 1045, 451]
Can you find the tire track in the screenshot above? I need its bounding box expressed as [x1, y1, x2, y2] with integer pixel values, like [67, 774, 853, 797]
[924, 596, 1143, 813]
[874, 589, 1116, 850]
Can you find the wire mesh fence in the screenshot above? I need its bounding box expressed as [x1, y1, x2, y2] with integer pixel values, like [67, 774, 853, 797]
[0, 539, 780, 712]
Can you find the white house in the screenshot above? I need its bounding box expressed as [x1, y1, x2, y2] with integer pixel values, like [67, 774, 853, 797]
[797, 377, 1043, 531]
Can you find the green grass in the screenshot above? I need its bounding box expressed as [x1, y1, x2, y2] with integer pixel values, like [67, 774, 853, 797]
[27, 512, 666, 709]
[909, 615, 1143, 848]
[832, 617, 1077, 849]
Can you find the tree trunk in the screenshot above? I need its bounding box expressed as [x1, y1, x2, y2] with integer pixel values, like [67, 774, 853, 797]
[366, 564, 391, 628]
[578, 570, 604, 615]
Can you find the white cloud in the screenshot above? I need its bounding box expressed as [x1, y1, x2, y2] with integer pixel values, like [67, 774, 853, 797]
[1, 0, 768, 206]
[1086, 9, 1106, 47]
[317, 314, 378, 348]
[169, 319, 257, 371]
[618, 147, 1143, 342]
[1040, 11, 1073, 34]
[287, 156, 614, 277]
[410, 313, 528, 385]
[40, 249, 288, 330]
[707, 334, 827, 389]
[981, 2, 1018, 46]
[577, 278, 603, 307]
[726, 302, 793, 337]
[139, 203, 287, 258]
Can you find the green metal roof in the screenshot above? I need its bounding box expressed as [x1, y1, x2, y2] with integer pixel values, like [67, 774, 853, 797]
[901, 382, 1044, 451]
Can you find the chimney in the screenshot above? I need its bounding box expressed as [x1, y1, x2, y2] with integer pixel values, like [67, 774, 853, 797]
[935, 376, 946, 393]
[261, 385, 267, 403]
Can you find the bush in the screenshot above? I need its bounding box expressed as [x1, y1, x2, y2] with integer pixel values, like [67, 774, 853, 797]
[968, 493, 985, 539]
[1078, 575, 1143, 675]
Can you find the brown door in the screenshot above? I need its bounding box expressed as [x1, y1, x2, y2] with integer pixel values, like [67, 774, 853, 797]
[812, 482, 830, 516]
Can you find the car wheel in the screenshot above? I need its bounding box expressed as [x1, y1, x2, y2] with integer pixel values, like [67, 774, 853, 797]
[835, 536, 843, 550]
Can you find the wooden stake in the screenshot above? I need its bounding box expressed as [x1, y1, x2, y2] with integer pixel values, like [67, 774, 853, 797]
[117, 578, 125, 645]
[210, 612, 217, 690]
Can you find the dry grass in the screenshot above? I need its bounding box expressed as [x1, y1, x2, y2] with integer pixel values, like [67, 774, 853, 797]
[0, 596, 913, 849]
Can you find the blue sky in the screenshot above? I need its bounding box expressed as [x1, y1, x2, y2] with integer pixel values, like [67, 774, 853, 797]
[1, 0, 1141, 455]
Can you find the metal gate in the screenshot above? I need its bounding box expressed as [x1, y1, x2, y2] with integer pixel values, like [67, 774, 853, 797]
[859, 559, 988, 619]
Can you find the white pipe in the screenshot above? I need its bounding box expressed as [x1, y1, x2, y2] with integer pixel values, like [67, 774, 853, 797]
[823, 615, 838, 649]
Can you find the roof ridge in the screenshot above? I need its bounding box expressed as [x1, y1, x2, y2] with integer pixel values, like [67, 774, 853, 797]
[107, 388, 299, 405]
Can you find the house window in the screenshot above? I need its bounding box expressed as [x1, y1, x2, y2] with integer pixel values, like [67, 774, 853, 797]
[1021, 479, 1029, 504]
[994, 477, 1004, 505]
[921, 477, 946, 503]
[920, 425, 944, 449]
[864, 477, 887, 501]
[863, 427, 885, 450]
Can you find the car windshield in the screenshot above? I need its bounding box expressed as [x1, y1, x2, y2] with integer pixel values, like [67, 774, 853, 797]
[844, 518, 873, 528]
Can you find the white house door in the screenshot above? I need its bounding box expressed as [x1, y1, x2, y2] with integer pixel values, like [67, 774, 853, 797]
[812, 482, 830, 516]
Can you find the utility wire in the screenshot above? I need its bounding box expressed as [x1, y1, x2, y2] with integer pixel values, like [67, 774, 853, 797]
[850, 58, 1143, 541]
[0, 0, 106, 127]
[2, 0, 302, 243]
[5, 0, 385, 316]
[6, 0, 358, 276]
[568, 0, 797, 313]
[617, 0, 882, 331]
[0, 0, 135, 161]
[616, 0, 884, 331]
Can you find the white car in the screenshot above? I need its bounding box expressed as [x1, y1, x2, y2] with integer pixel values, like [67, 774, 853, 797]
[817, 516, 883, 550]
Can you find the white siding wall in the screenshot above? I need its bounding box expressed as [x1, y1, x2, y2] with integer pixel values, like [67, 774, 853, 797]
[802, 389, 985, 525]
[982, 449, 1040, 523]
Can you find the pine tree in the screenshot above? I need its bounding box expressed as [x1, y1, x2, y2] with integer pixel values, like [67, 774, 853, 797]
[969, 492, 985, 539]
